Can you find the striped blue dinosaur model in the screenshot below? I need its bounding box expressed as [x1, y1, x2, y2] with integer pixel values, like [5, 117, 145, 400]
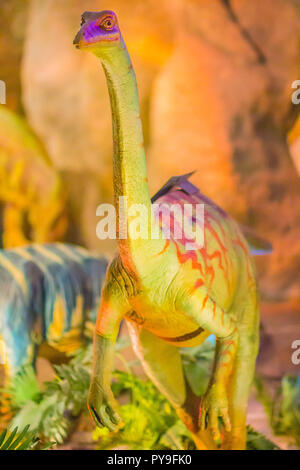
[0, 243, 107, 382]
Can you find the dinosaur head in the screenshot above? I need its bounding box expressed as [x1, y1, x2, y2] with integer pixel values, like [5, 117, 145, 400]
[73, 11, 121, 51]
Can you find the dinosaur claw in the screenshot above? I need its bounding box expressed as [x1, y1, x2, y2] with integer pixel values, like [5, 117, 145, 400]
[90, 406, 104, 428]
[88, 391, 122, 431]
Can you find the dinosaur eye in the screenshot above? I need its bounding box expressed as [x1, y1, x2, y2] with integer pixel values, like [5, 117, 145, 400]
[100, 17, 115, 31]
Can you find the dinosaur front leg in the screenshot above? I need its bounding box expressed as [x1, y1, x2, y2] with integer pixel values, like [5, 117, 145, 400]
[178, 290, 238, 446]
[88, 270, 129, 431]
[127, 321, 216, 450]
[88, 334, 121, 430]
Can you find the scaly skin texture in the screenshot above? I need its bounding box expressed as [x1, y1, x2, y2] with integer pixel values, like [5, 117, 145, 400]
[74, 11, 260, 450]
[0, 243, 107, 383]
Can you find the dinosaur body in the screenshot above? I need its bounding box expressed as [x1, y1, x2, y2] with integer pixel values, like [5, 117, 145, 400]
[129, 184, 250, 346]
[74, 11, 260, 450]
[102, 182, 259, 450]
[0, 243, 107, 382]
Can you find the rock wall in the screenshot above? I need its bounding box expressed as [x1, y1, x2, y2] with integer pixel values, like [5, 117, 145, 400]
[0, 0, 28, 110]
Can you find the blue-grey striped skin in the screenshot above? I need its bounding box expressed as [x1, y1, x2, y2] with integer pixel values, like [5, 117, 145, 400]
[0, 243, 108, 381]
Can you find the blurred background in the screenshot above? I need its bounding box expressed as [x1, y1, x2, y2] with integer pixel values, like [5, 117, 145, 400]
[0, 0, 299, 450]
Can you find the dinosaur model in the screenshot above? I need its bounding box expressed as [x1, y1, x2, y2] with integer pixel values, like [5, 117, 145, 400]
[0, 105, 67, 248]
[0, 243, 107, 384]
[74, 11, 262, 450]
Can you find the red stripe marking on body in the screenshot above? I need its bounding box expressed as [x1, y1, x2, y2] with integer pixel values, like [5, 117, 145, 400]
[232, 234, 252, 279]
[192, 278, 205, 292]
[202, 294, 209, 310]
[212, 302, 217, 319]
[174, 242, 204, 276]
[207, 250, 224, 271]
[221, 350, 234, 359]
[220, 362, 231, 371]
[223, 339, 235, 346]
[157, 239, 170, 256]
[157, 190, 234, 292]
[205, 221, 229, 275]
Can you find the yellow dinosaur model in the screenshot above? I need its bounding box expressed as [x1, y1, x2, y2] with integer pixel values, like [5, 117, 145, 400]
[74, 10, 261, 450]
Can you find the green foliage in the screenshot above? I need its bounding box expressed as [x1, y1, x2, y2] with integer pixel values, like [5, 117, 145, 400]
[94, 371, 194, 450]
[4, 338, 281, 450]
[93, 369, 279, 451]
[93, 340, 279, 451]
[246, 426, 280, 450]
[255, 374, 300, 448]
[0, 425, 54, 450]
[8, 347, 93, 444]
[93, 339, 216, 450]
[5, 365, 41, 408]
[181, 339, 215, 396]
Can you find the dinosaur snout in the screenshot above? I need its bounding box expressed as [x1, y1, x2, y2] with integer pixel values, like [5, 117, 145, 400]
[73, 30, 83, 48]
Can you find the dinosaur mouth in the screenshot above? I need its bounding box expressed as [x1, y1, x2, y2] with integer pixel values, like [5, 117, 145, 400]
[73, 28, 119, 48]
[73, 36, 119, 49]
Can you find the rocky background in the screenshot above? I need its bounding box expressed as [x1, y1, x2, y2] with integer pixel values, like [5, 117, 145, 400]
[0, 0, 299, 300]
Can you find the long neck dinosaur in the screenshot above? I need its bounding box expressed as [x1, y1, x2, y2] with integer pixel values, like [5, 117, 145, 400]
[74, 11, 260, 450]
[75, 13, 164, 275]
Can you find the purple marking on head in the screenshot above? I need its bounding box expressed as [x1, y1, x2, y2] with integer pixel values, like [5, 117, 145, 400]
[83, 21, 101, 41]
[74, 11, 120, 48]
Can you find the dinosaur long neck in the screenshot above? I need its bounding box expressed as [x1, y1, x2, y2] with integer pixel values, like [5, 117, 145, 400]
[95, 40, 164, 272]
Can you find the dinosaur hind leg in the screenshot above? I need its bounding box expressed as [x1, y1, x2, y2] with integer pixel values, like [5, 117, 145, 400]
[223, 303, 259, 450]
[126, 321, 216, 450]
[0, 326, 36, 386]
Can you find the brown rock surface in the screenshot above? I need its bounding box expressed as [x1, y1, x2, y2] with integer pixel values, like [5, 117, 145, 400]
[0, 0, 28, 111]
